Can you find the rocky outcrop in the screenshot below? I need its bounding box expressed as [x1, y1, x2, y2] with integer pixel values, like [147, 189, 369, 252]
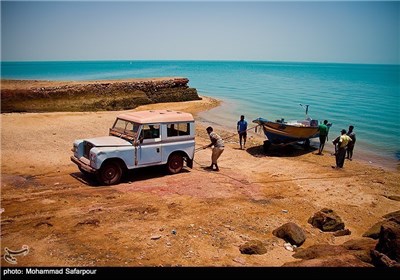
[363, 211, 400, 240]
[1, 77, 201, 112]
[371, 216, 400, 267]
[283, 253, 373, 267]
[283, 239, 377, 267]
[291, 244, 349, 260]
[284, 209, 400, 267]
[361, 210, 400, 267]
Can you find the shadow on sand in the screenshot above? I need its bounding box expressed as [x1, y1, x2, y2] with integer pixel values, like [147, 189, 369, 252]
[246, 142, 318, 158]
[70, 165, 191, 187]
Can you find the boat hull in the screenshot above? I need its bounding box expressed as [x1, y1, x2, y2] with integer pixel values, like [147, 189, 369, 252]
[253, 118, 319, 145]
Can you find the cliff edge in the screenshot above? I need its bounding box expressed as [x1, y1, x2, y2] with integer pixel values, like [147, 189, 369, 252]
[1, 77, 201, 112]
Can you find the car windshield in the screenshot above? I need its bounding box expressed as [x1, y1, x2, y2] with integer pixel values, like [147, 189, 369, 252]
[110, 119, 140, 139]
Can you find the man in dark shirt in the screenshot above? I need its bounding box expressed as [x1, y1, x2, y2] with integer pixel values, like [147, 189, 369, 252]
[346, 125, 356, 160]
[317, 120, 331, 155]
[237, 115, 248, 150]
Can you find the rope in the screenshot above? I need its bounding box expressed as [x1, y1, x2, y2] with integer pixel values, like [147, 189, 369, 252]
[195, 124, 261, 153]
[220, 124, 261, 141]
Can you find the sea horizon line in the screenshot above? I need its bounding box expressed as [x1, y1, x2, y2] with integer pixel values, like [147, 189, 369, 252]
[1, 59, 399, 67]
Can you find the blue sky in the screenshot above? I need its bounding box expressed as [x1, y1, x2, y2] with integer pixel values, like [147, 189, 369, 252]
[1, 1, 399, 64]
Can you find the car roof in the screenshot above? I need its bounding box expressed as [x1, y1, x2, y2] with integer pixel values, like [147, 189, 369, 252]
[117, 110, 194, 124]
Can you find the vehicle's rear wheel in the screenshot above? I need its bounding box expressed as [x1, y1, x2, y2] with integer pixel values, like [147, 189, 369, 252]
[97, 162, 123, 185]
[167, 153, 183, 174]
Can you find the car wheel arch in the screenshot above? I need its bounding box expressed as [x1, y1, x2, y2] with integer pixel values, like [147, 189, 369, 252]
[166, 151, 188, 174]
[97, 158, 127, 186]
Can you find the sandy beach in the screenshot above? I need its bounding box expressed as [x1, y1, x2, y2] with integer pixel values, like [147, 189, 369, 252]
[1, 95, 399, 268]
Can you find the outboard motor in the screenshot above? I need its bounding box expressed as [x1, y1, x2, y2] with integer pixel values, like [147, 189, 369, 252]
[310, 120, 318, 127]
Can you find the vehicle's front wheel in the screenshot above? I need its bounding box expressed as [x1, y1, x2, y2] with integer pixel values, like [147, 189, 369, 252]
[97, 161, 123, 185]
[167, 153, 183, 174]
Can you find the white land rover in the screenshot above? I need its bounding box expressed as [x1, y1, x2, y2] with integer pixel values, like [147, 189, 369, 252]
[71, 110, 195, 185]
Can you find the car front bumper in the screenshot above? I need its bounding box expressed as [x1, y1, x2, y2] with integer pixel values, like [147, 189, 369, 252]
[70, 156, 97, 173]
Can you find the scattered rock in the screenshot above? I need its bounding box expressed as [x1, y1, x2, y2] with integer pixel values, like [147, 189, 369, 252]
[284, 243, 295, 252]
[35, 221, 53, 227]
[384, 195, 400, 201]
[150, 235, 161, 240]
[239, 240, 267, 255]
[272, 222, 306, 246]
[308, 208, 345, 232]
[76, 219, 100, 227]
[232, 257, 246, 265]
[372, 179, 385, 184]
[223, 225, 234, 231]
[2, 219, 14, 225]
[333, 228, 351, 237]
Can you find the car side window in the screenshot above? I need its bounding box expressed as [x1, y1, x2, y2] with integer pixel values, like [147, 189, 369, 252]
[141, 124, 160, 140]
[167, 123, 190, 137]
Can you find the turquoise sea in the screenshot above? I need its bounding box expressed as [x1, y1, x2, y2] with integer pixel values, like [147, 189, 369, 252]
[1, 60, 399, 169]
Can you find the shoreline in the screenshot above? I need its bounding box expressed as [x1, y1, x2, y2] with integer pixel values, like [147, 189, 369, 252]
[197, 99, 399, 172]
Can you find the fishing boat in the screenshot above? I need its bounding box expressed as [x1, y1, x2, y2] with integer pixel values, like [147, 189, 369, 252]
[253, 104, 320, 151]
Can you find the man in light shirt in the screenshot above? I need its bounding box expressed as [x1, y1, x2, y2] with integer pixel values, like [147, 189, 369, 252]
[332, 129, 352, 169]
[204, 126, 225, 171]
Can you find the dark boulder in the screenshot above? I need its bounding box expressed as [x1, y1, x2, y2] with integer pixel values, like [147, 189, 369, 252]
[239, 240, 267, 255]
[374, 220, 400, 263]
[308, 208, 345, 232]
[272, 222, 306, 247]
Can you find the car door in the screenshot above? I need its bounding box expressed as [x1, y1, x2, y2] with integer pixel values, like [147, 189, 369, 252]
[137, 124, 162, 165]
